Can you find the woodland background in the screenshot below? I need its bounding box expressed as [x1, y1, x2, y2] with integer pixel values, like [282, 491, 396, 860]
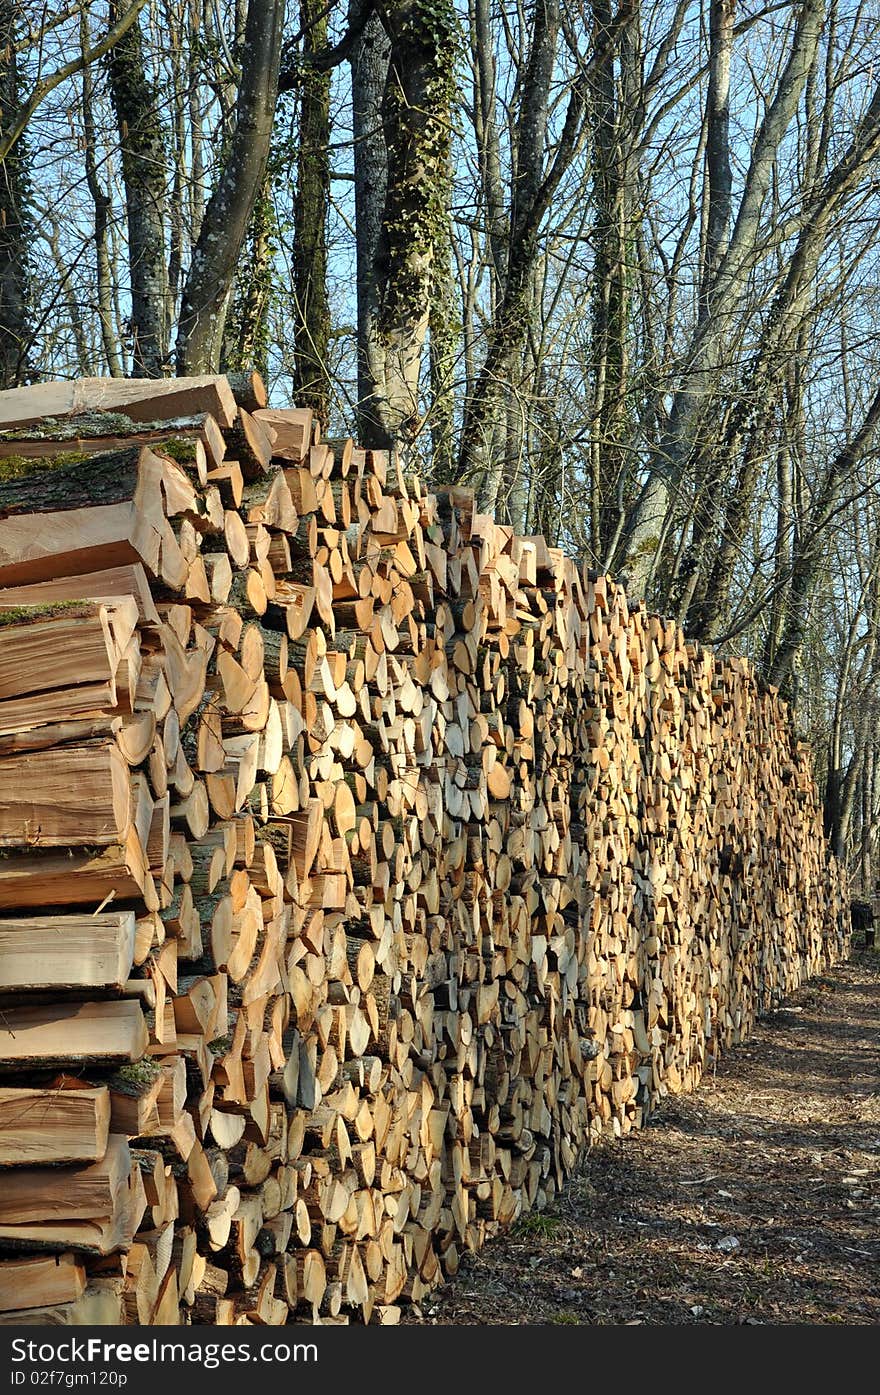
[2, 0, 880, 890]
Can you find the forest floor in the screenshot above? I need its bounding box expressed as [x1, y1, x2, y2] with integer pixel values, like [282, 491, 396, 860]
[405, 945, 880, 1326]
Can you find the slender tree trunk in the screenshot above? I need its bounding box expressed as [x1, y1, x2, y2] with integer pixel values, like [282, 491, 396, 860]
[221, 171, 274, 380]
[462, 239, 539, 513]
[0, 0, 32, 387]
[829, 690, 873, 862]
[665, 0, 736, 610]
[864, 740, 878, 892]
[81, 10, 123, 377]
[824, 589, 865, 848]
[502, 387, 525, 529]
[188, 0, 207, 242]
[459, 1, 588, 515]
[588, 0, 639, 558]
[701, 0, 734, 309]
[45, 216, 95, 374]
[167, 2, 186, 315]
[176, 0, 284, 374]
[428, 172, 457, 481]
[763, 428, 794, 672]
[350, 10, 391, 443]
[532, 435, 564, 544]
[768, 378, 880, 695]
[857, 747, 869, 892]
[472, 0, 507, 307]
[823, 551, 880, 859]
[292, 0, 331, 422]
[107, 0, 171, 376]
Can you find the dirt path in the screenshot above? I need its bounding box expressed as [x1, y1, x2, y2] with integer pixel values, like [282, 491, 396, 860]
[408, 949, 880, 1326]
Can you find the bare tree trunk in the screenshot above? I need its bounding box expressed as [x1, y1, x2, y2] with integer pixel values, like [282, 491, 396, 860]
[864, 740, 878, 894]
[350, 9, 391, 443]
[701, 0, 734, 308]
[428, 172, 457, 481]
[360, 0, 457, 450]
[167, 1, 186, 316]
[859, 746, 871, 893]
[682, 426, 765, 639]
[292, 0, 331, 423]
[459, 0, 589, 514]
[107, 0, 170, 376]
[188, 0, 207, 242]
[823, 570, 873, 854]
[44, 214, 95, 374]
[176, 0, 284, 374]
[827, 667, 876, 864]
[221, 172, 274, 381]
[769, 379, 880, 695]
[81, 9, 123, 377]
[0, 0, 32, 387]
[763, 422, 794, 672]
[471, 0, 507, 308]
[503, 385, 526, 530]
[532, 435, 564, 544]
[667, 0, 737, 608]
[588, 0, 638, 558]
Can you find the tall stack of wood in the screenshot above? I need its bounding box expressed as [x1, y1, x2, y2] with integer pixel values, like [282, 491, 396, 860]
[0, 374, 848, 1325]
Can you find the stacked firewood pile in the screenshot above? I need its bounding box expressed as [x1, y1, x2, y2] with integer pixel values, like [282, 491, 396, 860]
[0, 374, 848, 1324]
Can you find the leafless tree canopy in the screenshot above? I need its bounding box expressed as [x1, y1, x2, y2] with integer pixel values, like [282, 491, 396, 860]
[4, 0, 880, 884]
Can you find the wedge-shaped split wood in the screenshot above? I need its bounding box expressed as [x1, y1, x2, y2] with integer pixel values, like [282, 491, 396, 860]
[0, 446, 194, 586]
